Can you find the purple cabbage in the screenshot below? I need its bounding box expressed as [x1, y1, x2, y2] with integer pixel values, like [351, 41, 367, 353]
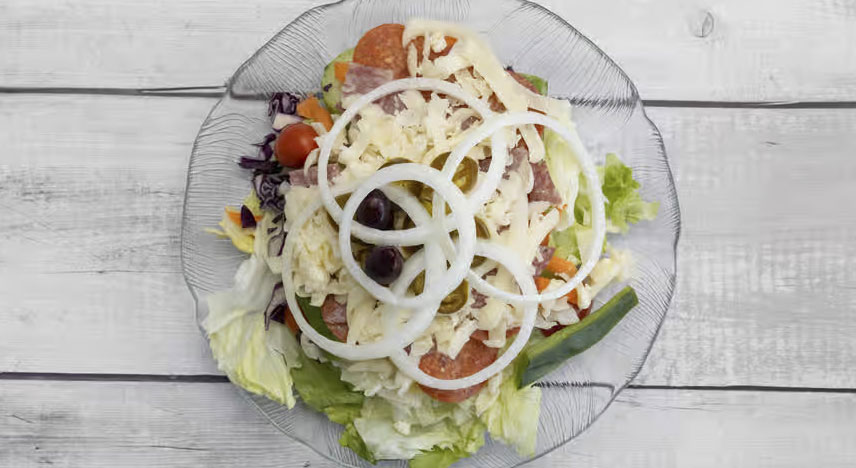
[253, 173, 287, 212]
[238, 157, 279, 173]
[268, 92, 300, 116]
[266, 213, 286, 258]
[239, 205, 256, 229]
[264, 282, 286, 330]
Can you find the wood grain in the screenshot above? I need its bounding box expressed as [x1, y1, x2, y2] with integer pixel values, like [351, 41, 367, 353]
[1, 0, 855, 101]
[1, 380, 854, 467]
[2, 93, 854, 387]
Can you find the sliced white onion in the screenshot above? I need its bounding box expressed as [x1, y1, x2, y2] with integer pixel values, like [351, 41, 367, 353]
[338, 163, 476, 308]
[281, 200, 441, 361]
[465, 112, 606, 304]
[388, 241, 538, 390]
[316, 78, 510, 245]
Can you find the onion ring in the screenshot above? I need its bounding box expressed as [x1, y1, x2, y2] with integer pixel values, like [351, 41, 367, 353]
[338, 163, 476, 308]
[387, 241, 538, 390]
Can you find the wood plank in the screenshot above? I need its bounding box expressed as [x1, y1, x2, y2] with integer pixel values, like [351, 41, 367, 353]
[0, 94, 220, 375]
[635, 107, 856, 387]
[1, 380, 854, 467]
[2, 94, 855, 387]
[1, 0, 855, 101]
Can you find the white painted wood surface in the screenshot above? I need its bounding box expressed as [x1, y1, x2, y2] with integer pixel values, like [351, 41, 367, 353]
[2, 381, 855, 467]
[1, 0, 855, 101]
[2, 0, 855, 466]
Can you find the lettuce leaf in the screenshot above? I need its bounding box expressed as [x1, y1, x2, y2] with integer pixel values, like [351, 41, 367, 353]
[600, 153, 659, 233]
[290, 354, 374, 462]
[355, 398, 486, 462]
[543, 128, 582, 214]
[207, 312, 297, 408]
[479, 368, 542, 456]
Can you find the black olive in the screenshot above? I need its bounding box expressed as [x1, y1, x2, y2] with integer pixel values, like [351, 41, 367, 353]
[355, 189, 393, 230]
[364, 246, 403, 286]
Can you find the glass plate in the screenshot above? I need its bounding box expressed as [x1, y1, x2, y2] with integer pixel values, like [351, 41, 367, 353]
[180, 0, 681, 466]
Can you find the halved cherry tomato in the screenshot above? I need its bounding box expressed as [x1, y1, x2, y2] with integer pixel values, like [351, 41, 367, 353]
[275, 123, 318, 168]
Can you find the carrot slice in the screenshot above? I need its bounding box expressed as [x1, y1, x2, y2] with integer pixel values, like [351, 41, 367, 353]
[535, 276, 551, 292]
[334, 61, 349, 83]
[296, 96, 334, 131]
[566, 288, 578, 306]
[225, 207, 261, 226]
[545, 256, 578, 276]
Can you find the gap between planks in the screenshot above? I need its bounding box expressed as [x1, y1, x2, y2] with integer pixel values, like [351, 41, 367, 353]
[2, 372, 856, 395]
[2, 86, 856, 109]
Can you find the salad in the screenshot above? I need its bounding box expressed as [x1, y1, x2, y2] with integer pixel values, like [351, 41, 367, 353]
[204, 20, 658, 467]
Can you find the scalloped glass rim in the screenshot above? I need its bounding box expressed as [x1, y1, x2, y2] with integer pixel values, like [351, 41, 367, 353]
[180, 0, 681, 466]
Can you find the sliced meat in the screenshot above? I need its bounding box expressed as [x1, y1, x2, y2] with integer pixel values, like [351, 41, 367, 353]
[321, 295, 348, 342]
[287, 164, 341, 187]
[342, 63, 403, 114]
[418, 338, 498, 403]
[528, 161, 562, 205]
[476, 142, 528, 178]
[470, 288, 488, 309]
[353, 24, 410, 79]
[532, 245, 556, 276]
[471, 327, 520, 342]
[409, 35, 457, 66]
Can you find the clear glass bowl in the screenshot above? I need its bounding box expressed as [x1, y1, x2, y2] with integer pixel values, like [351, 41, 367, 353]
[180, 0, 681, 466]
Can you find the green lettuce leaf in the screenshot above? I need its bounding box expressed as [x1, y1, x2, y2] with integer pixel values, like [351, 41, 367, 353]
[290, 354, 374, 461]
[207, 312, 297, 408]
[409, 439, 480, 468]
[479, 369, 542, 457]
[600, 153, 659, 233]
[543, 128, 582, 212]
[355, 398, 486, 462]
[340, 422, 377, 464]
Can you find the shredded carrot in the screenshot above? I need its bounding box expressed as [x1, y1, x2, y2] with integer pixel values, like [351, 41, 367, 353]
[534, 276, 551, 292]
[225, 207, 261, 226]
[297, 96, 334, 131]
[565, 288, 578, 306]
[334, 62, 349, 83]
[444, 36, 458, 49]
[540, 234, 550, 246]
[545, 256, 578, 276]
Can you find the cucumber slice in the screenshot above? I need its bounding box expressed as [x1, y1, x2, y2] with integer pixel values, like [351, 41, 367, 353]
[516, 286, 638, 388]
[321, 48, 354, 114]
[295, 294, 341, 342]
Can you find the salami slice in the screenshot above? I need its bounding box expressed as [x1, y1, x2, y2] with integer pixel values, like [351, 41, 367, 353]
[418, 338, 498, 402]
[321, 295, 348, 342]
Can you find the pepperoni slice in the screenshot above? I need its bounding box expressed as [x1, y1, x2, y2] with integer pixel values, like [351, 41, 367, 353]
[321, 295, 349, 342]
[470, 327, 520, 342]
[353, 24, 410, 79]
[418, 338, 498, 403]
[409, 35, 457, 66]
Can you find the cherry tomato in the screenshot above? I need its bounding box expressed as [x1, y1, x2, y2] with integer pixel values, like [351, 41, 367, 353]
[275, 123, 318, 168]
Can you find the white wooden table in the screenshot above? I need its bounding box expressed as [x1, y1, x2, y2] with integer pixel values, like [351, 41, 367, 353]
[2, 1, 855, 466]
